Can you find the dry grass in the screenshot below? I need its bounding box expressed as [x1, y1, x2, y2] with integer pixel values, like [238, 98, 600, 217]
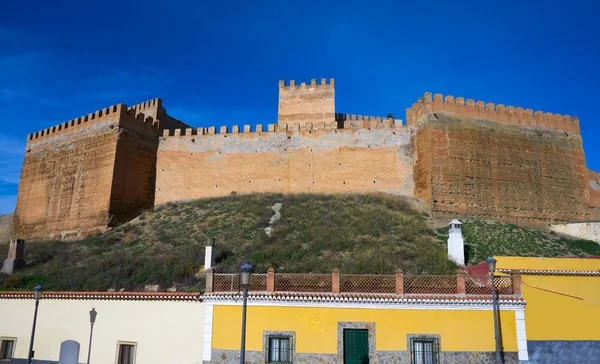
[0, 193, 454, 291]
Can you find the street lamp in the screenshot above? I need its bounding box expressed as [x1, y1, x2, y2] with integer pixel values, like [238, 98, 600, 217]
[27, 284, 43, 364]
[87, 308, 97, 364]
[486, 257, 503, 364]
[239, 263, 253, 364]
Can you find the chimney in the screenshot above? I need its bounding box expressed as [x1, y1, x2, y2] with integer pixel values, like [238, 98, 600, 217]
[204, 237, 216, 270]
[1, 239, 25, 275]
[447, 220, 465, 266]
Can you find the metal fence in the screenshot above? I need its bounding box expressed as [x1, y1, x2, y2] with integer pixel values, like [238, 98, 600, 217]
[275, 273, 332, 292]
[466, 276, 513, 295]
[340, 274, 396, 293]
[210, 272, 517, 296]
[212, 273, 267, 292]
[404, 275, 457, 295]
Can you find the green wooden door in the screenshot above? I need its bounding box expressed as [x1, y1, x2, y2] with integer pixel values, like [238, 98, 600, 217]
[343, 329, 369, 364]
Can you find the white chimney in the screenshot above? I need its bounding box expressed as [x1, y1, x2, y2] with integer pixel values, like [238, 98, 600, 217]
[204, 237, 216, 270]
[447, 219, 465, 266]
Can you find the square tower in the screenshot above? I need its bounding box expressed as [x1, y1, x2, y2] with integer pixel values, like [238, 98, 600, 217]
[278, 78, 335, 127]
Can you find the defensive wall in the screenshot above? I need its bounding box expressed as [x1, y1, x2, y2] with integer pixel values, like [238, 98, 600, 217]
[12, 79, 600, 239]
[13, 101, 190, 240]
[155, 114, 412, 204]
[408, 92, 593, 225]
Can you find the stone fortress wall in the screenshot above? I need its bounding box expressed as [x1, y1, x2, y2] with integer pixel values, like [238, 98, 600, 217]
[14, 100, 189, 240]
[407, 92, 595, 225]
[12, 79, 600, 240]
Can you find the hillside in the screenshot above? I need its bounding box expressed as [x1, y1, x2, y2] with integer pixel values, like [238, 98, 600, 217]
[435, 219, 600, 265]
[1, 194, 598, 292]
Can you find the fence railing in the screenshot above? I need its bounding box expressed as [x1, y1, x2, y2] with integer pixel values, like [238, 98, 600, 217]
[205, 268, 522, 296]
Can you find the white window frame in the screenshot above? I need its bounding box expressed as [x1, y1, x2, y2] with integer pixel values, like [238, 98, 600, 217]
[0, 337, 17, 361]
[114, 341, 137, 364]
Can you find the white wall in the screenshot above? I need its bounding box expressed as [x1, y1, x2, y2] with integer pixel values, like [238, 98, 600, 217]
[0, 298, 205, 364]
[550, 222, 600, 243]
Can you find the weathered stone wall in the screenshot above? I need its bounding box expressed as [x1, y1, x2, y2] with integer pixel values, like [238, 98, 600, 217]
[14, 120, 120, 239]
[414, 113, 590, 225]
[278, 79, 335, 127]
[109, 120, 160, 226]
[155, 121, 413, 204]
[14, 102, 167, 240]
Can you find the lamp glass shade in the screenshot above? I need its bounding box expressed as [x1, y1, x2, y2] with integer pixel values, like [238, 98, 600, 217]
[89, 308, 97, 324]
[486, 257, 497, 273]
[239, 263, 253, 286]
[33, 284, 43, 300]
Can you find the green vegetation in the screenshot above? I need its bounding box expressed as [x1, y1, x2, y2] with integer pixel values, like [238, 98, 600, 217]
[434, 220, 600, 265]
[1, 194, 596, 292]
[0, 194, 454, 291]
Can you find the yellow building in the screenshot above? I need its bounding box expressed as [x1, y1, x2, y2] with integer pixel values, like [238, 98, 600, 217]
[204, 269, 527, 363]
[495, 256, 600, 364]
[2, 257, 597, 364]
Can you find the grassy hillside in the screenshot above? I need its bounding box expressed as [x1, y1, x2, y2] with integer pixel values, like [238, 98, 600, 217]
[435, 220, 600, 265]
[0, 194, 454, 291]
[1, 194, 598, 292]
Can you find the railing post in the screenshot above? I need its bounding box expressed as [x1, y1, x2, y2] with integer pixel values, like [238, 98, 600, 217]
[332, 268, 340, 294]
[395, 269, 404, 295]
[267, 267, 275, 292]
[205, 268, 213, 293]
[511, 270, 522, 296]
[456, 269, 466, 295]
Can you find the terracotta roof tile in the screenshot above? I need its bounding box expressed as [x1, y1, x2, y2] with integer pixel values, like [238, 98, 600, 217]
[203, 291, 525, 305]
[0, 291, 201, 301]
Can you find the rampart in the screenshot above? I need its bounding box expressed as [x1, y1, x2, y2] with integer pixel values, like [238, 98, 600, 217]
[13, 99, 184, 240]
[412, 98, 590, 225]
[12, 80, 599, 239]
[155, 116, 411, 204]
[406, 92, 580, 134]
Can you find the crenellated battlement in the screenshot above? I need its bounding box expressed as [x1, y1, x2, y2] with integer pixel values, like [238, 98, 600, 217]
[161, 114, 403, 138]
[26, 102, 160, 147]
[406, 92, 580, 134]
[278, 78, 336, 126]
[337, 113, 403, 129]
[127, 98, 161, 113]
[278, 78, 334, 89]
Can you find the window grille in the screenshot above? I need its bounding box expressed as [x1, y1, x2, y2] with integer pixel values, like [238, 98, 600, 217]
[410, 336, 439, 364]
[0, 338, 16, 363]
[267, 336, 292, 363]
[117, 343, 136, 364]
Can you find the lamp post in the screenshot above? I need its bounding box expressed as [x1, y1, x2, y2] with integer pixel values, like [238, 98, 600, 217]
[27, 284, 43, 364]
[87, 308, 97, 364]
[487, 257, 503, 364]
[239, 263, 253, 364]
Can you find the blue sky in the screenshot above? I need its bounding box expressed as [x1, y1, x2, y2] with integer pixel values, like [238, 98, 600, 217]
[1, 0, 599, 215]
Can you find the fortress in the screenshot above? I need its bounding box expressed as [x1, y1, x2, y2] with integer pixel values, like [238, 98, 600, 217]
[13, 79, 600, 240]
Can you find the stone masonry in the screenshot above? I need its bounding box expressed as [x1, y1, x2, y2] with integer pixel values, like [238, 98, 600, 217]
[14, 100, 189, 240]
[13, 79, 600, 239]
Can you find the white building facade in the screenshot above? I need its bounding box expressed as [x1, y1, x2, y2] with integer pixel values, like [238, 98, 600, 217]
[0, 291, 205, 364]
